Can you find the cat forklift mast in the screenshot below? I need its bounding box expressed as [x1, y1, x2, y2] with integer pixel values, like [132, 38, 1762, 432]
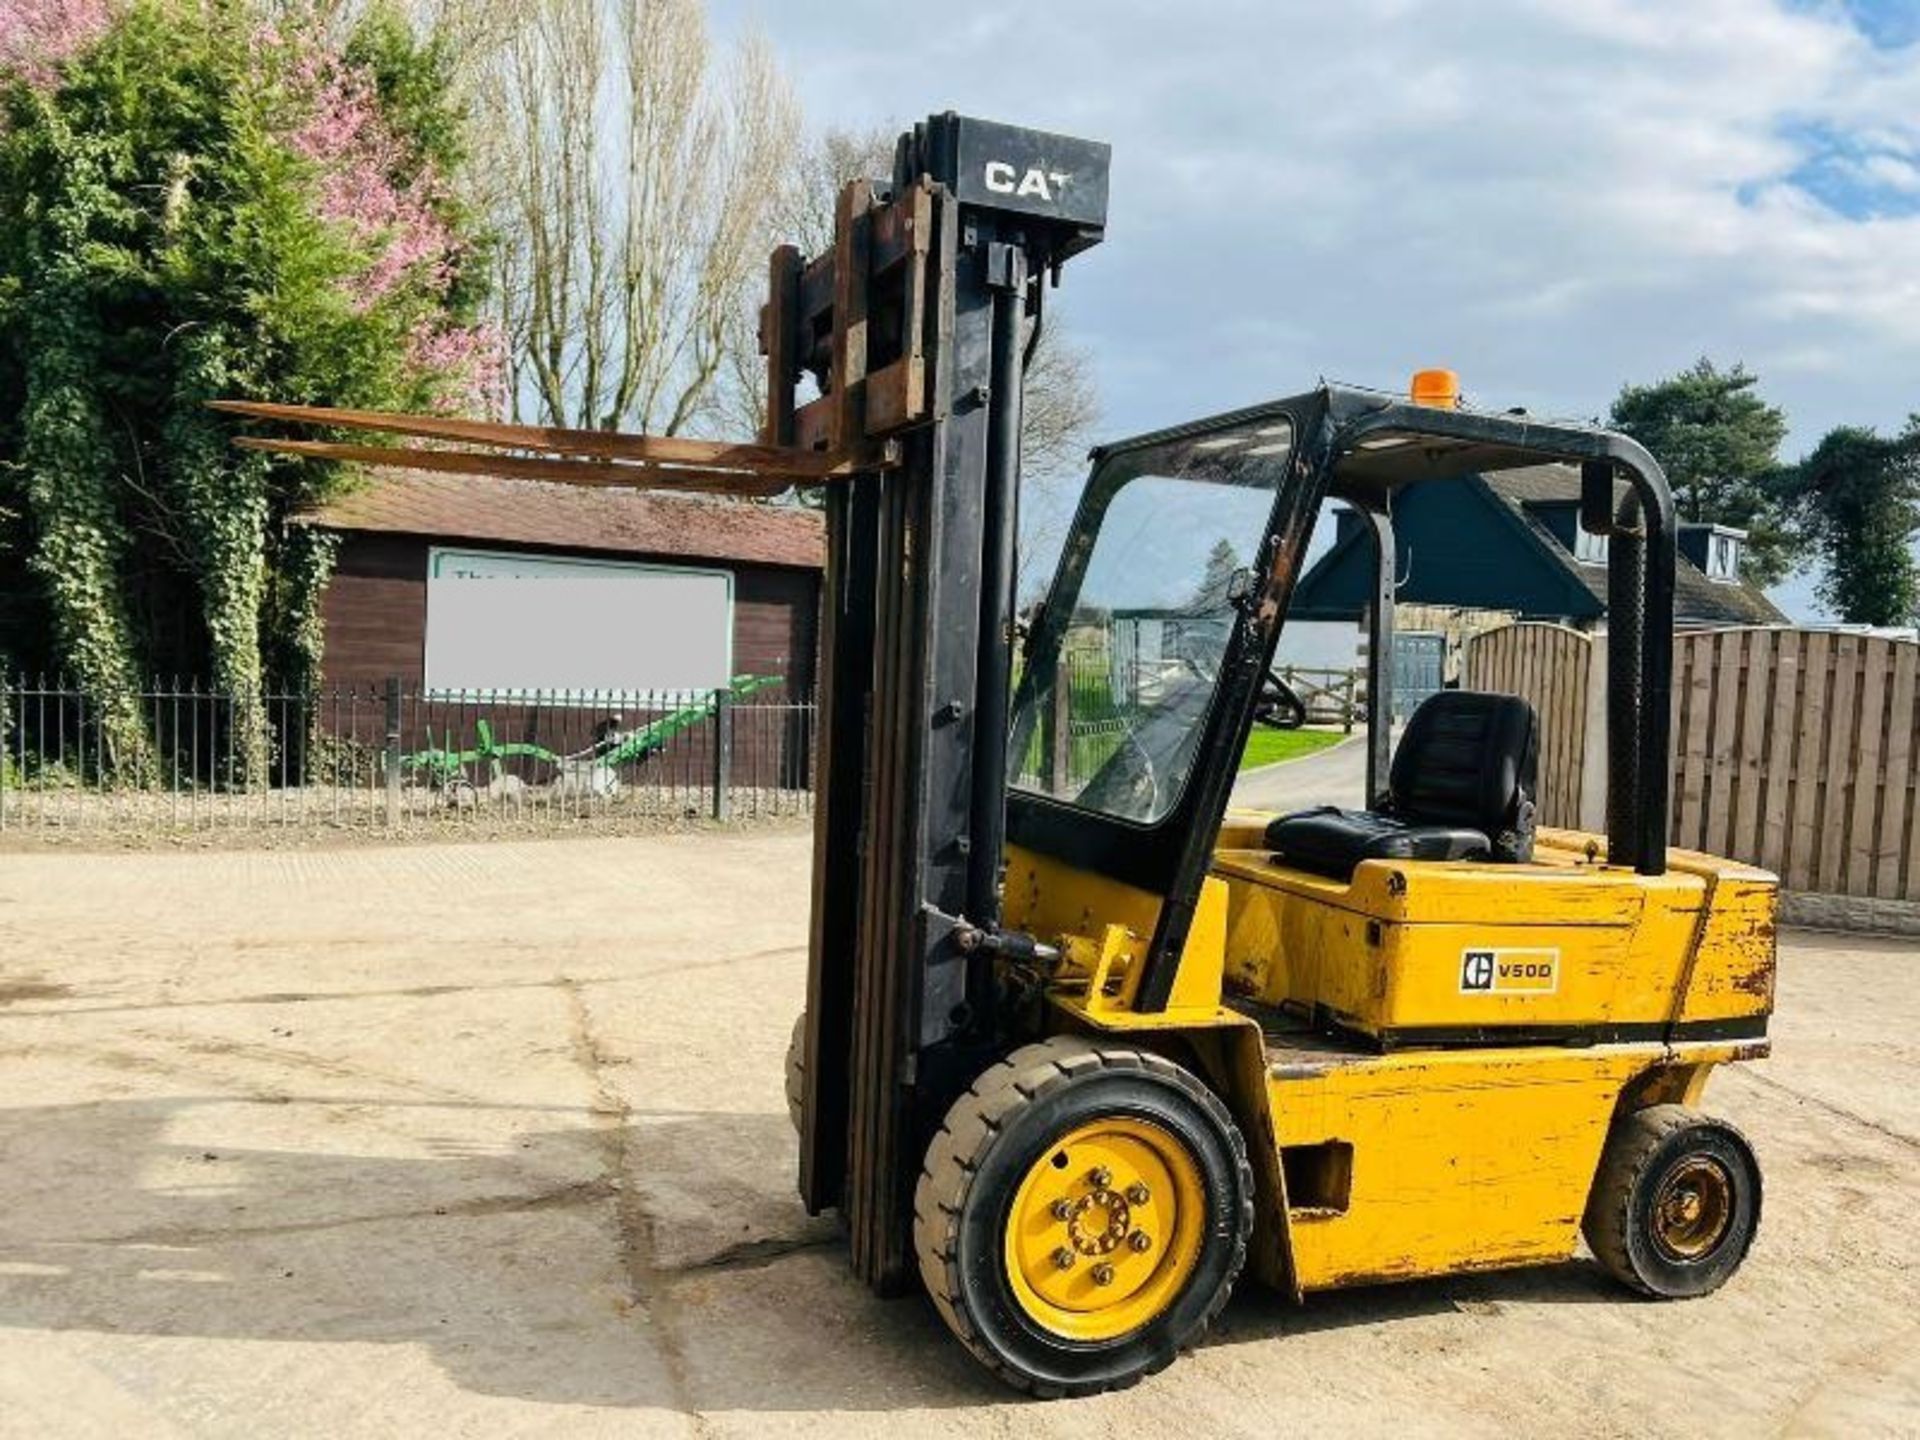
[224, 112, 1775, 1400]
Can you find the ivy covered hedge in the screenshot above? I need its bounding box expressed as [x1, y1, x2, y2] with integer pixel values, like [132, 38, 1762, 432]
[0, 0, 495, 782]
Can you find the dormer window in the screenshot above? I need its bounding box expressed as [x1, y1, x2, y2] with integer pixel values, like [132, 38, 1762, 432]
[1522, 497, 1610, 565]
[1573, 520, 1609, 565]
[1678, 522, 1747, 584]
[1707, 532, 1740, 581]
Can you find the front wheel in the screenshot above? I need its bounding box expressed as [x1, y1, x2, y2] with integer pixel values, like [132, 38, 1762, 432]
[913, 1037, 1253, 1397]
[1584, 1104, 1761, 1299]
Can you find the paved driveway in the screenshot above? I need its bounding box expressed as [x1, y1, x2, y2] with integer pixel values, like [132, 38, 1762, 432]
[0, 831, 1914, 1436]
[1231, 729, 1373, 811]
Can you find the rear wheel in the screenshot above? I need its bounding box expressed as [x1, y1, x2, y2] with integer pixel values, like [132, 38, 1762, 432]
[913, 1037, 1252, 1397]
[1584, 1104, 1761, 1299]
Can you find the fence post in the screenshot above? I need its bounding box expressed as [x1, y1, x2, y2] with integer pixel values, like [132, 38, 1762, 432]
[1578, 626, 1611, 834]
[1046, 674, 1072, 789]
[383, 676, 402, 828]
[711, 687, 733, 821]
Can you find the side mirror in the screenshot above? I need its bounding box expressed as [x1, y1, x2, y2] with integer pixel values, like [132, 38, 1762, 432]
[1225, 566, 1256, 611]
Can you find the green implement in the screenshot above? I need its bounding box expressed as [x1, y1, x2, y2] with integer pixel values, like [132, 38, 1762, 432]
[401, 675, 781, 794]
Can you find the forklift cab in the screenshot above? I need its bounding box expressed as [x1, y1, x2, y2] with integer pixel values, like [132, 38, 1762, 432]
[1006, 380, 1684, 1010]
[1002, 380, 1772, 1038]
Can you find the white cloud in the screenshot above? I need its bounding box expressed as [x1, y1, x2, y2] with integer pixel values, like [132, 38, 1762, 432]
[713, 0, 1920, 615]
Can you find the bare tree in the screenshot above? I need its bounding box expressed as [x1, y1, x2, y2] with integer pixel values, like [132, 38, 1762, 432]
[1018, 318, 1100, 487]
[473, 0, 798, 434]
[1014, 324, 1101, 595]
[773, 123, 895, 264]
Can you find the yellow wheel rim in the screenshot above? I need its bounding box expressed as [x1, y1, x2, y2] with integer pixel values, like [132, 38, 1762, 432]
[1003, 1116, 1207, 1341]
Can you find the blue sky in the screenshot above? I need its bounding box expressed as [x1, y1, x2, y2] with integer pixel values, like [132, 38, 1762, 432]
[710, 0, 1920, 620]
[1830, 0, 1920, 48]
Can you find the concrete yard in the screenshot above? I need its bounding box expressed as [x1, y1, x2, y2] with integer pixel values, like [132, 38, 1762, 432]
[0, 830, 1915, 1437]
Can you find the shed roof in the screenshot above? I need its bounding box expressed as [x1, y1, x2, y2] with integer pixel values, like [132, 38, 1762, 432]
[301, 468, 825, 571]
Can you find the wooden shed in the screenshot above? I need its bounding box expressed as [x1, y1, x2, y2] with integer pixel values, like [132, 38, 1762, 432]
[303, 469, 824, 702]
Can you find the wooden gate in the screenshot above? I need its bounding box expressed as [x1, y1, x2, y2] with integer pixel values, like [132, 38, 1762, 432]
[1461, 622, 1593, 829]
[1392, 632, 1447, 721]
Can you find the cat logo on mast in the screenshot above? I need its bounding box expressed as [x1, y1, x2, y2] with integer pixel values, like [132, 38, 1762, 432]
[984, 161, 1071, 202]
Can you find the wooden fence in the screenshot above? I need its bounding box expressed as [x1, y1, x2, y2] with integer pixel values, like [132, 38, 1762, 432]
[1464, 624, 1920, 901]
[1671, 628, 1918, 900]
[1271, 665, 1363, 731]
[1458, 623, 1594, 830]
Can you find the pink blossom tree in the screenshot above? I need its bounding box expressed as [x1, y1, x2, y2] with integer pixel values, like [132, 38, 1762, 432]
[0, 0, 111, 90]
[280, 32, 502, 413]
[1, 0, 502, 776]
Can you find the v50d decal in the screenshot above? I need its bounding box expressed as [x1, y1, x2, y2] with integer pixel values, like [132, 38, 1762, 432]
[1459, 947, 1559, 995]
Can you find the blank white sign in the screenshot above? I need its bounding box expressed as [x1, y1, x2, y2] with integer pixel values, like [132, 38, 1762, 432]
[425, 548, 733, 696]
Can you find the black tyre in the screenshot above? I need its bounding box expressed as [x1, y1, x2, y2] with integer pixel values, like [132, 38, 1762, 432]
[1584, 1104, 1761, 1299]
[913, 1037, 1253, 1397]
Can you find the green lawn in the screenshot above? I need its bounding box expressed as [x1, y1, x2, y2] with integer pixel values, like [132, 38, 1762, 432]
[1238, 726, 1346, 771]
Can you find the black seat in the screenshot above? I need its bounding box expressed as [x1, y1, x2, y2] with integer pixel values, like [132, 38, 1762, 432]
[1265, 690, 1539, 880]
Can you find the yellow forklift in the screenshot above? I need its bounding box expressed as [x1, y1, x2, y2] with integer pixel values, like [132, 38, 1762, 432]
[776, 114, 1774, 1397]
[227, 112, 1775, 1399]
[921, 383, 1777, 1394]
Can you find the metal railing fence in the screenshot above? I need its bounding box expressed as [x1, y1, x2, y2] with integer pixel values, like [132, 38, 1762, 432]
[0, 674, 815, 834]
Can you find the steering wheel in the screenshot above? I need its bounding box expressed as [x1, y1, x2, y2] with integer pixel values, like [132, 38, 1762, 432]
[1255, 669, 1308, 730]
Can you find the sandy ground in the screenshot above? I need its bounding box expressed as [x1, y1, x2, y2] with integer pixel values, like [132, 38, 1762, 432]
[0, 831, 1916, 1438]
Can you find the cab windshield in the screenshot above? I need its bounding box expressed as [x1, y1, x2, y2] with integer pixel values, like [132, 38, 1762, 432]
[1010, 418, 1294, 824]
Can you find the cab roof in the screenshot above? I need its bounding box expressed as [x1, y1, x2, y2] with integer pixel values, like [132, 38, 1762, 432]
[1090, 383, 1664, 511]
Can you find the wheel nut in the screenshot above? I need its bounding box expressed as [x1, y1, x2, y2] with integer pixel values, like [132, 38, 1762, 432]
[1091, 1263, 1115, 1286]
[1126, 1183, 1150, 1205]
[1052, 1247, 1076, 1270]
[1088, 1166, 1112, 1188]
[1129, 1230, 1153, 1253]
[1050, 1199, 1073, 1222]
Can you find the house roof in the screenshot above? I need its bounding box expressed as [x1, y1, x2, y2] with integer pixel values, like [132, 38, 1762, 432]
[1480, 466, 1787, 626]
[1291, 471, 1604, 623]
[301, 468, 825, 571]
[1291, 463, 1790, 627]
